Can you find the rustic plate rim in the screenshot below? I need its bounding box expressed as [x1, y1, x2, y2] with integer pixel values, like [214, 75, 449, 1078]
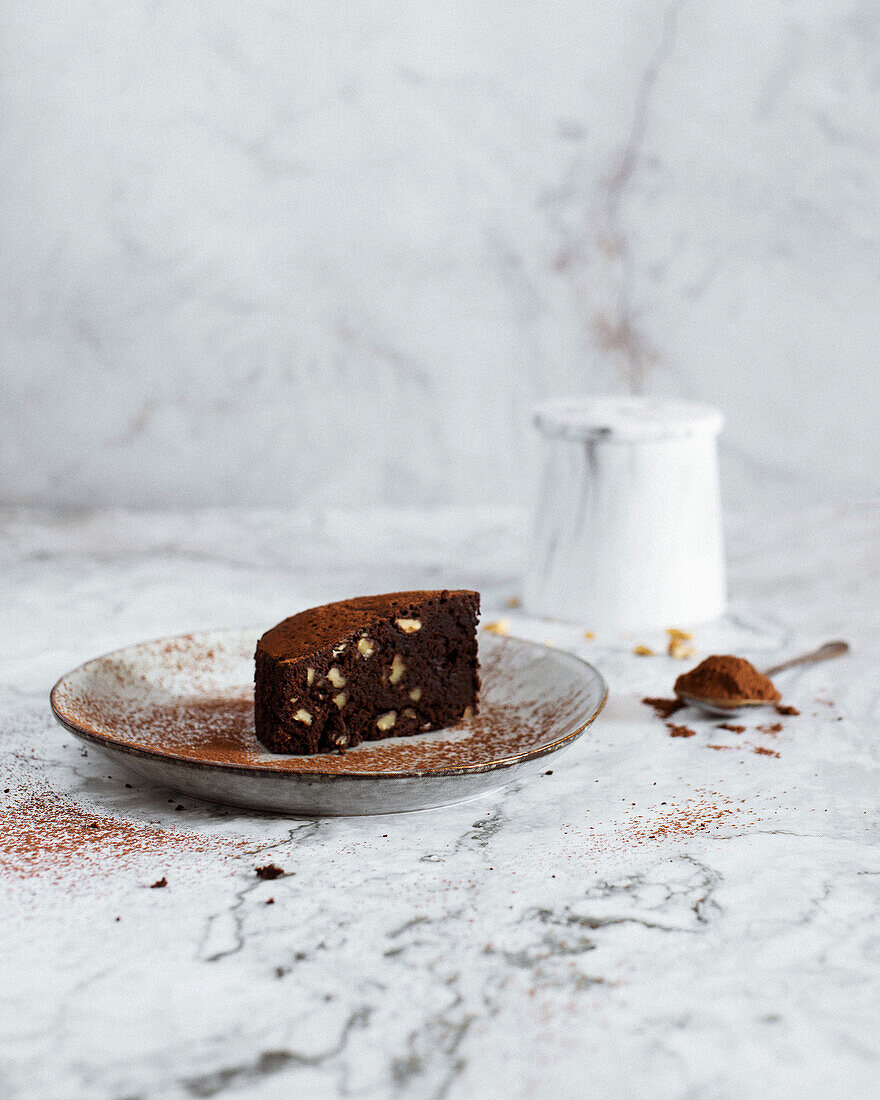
[49, 628, 608, 782]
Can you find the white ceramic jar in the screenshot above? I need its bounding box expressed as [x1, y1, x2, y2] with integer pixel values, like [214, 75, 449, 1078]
[523, 396, 726, 630]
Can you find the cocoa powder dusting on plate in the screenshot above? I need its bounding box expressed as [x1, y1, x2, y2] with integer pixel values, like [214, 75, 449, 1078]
[775, 704, 799, 716]
[51, 630, 606, 798]
[61, 693, 588, 776]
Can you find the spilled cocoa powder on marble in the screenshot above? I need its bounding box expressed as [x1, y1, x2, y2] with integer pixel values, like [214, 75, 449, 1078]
[642, 697, 685, 720]
[587, 793, 761, 853]
[619, 804, 737, 844]
[255, 863, 284, 880]
[0, 786, 225, 884]
[666, 723, 696, 738]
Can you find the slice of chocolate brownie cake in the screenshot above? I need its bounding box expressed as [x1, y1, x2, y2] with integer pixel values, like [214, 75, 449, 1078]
[254, 590, 480, 754]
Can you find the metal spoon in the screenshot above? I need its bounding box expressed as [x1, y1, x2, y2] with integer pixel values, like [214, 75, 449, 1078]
[677, 640, 850, 717]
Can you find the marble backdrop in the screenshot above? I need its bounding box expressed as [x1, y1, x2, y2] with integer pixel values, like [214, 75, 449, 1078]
[1, 0, 878, 510]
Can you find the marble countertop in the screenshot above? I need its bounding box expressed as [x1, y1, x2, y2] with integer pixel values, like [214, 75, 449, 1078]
[1, 504, 878, 1099]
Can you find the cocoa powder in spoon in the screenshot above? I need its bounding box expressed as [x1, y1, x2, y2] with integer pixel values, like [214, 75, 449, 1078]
[674, 655, 780, 705]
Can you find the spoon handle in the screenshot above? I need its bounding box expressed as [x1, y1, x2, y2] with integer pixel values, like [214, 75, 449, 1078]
[764, 640, 849, 678]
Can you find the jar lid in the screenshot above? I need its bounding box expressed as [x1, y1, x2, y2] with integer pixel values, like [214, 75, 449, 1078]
[533, 396, 724, 442]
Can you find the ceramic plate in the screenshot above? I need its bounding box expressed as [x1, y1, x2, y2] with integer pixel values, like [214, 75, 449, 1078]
[50, 629, 607, 816]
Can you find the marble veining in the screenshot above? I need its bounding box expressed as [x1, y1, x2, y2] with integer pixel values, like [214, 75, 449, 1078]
[0, 503, 878, 1098]
[2, 1, 880, 512]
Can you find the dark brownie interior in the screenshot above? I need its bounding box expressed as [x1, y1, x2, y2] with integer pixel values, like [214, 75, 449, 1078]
[254, 590, 480, 754]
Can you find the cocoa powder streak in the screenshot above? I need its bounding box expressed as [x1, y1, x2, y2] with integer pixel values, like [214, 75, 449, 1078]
[0, 787, 224, 884]
[642, 697, 685, 720]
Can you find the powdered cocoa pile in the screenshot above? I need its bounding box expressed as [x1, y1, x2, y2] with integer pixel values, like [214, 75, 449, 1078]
[674, 655, 780, 704]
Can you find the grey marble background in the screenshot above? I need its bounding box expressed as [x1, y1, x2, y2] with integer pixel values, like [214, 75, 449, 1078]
[2, 0, 879, 509]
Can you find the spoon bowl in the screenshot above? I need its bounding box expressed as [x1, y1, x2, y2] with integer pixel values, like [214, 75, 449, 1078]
[678, 640, 849, 719]
[676, 694, 771, 719]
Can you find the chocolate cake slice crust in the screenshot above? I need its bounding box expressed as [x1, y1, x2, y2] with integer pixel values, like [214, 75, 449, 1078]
[254, 590, 480, 754]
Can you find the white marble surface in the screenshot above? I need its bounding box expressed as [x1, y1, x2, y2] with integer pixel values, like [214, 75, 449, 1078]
[2, 1, 880, 512]
[1, 504, 878, 1098]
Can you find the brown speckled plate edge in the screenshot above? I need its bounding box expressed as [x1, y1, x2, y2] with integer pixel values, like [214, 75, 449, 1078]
[50, 631, 607, 781]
